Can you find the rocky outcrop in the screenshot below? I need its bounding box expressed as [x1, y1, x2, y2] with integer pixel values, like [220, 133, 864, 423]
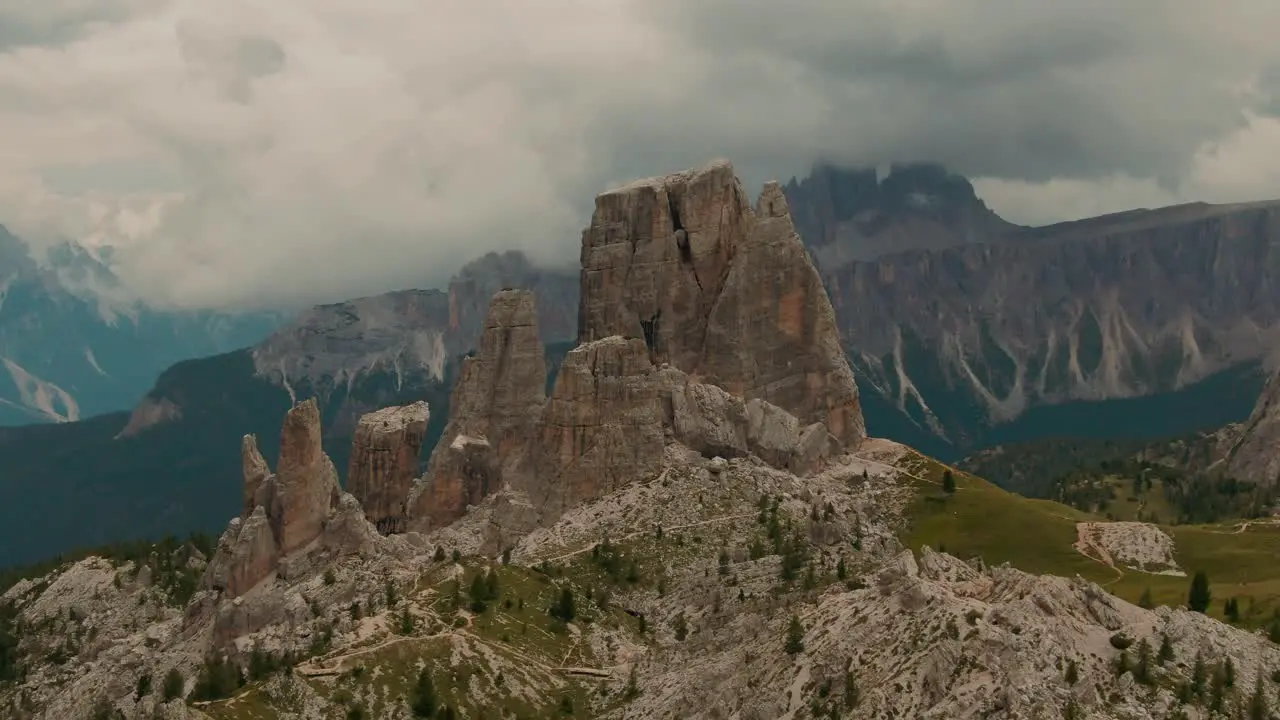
[241, 434, 271, 517]
[346, 402, 429, 533]
[408, 290, 546, 532]
[274, 398, 340, 555]
[532, 336, 666, 514]
[1224, 368, 1280, 485]
[223, 507, 278, 598]
[577, 159, 865, 449]
[201, 399, 379, 603]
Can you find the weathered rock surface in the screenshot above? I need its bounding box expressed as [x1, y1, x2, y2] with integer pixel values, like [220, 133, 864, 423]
[409, 290, 546, 532]
[273, 398, 340, 555]
[346, 402, 429, 533]
[241, 434, 271, 518]
[577, 159, 865, 448]
[1225, 367, 1280, 486]
[532, 336, 666, 515]
[223, 507, 279, 598]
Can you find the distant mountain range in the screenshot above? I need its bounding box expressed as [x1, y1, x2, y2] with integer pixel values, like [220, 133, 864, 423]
[4, 161, 1280, 567]
[0, 226, 280, 425]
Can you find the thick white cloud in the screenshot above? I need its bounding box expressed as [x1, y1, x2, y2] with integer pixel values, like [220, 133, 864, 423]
[2, 0, 1280, 309]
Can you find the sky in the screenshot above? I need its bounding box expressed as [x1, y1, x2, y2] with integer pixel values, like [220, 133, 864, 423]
[2, 0, 1280, 311]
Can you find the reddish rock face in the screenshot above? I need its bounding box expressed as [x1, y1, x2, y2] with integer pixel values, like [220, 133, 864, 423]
[274, 398, 340, 555]
[577, 161, 865, 448]
[346, 402, 429, 534]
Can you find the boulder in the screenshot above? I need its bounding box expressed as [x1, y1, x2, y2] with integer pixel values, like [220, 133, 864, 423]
[346, 401, 429, 533]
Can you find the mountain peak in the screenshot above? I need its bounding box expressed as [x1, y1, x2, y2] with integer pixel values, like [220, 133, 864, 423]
[784, 161, 1017, 265]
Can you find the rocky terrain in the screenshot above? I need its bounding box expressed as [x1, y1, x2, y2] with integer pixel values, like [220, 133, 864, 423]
[4, 161, 1280, 720]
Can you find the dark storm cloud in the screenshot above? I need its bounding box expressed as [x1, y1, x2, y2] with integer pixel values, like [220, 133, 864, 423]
[0, 0, 1278, 310]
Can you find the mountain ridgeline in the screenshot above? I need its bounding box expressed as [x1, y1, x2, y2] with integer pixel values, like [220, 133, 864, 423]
[4, 161, 1280, 567]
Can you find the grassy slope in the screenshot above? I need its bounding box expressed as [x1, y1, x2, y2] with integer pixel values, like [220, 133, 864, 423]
[897, 451, 1280, 628]
[199, 560, 633, 720]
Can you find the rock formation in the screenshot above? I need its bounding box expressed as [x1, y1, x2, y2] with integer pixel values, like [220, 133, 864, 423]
[241, 434, 271, 517]
[577, 159, 865, 448]
[411, 161, 866, 537]
[273, 399, 340, 555]
[532, 336, 666, 514]
[346, 402, 429, 533]
[408, 290, 546, 532]
[1224, 368, 1280, 485]
[202, 398, 370, 602]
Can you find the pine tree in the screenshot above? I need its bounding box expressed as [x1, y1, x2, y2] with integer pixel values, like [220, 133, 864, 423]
[1188, 571, 1212, 613]
[410, 668, 436, 718]
[469, 574, 489, 613]
[162, 668, 184, 701]
[673, 613, 688, 642]
[785, 615, 805, 655]
[1226, 597, 1241, 623]
[1209, 664, 1226, 712]
[1225, 657, 1236, 688]
[836, 557, 847, 581]
[432, 546, 446, 562]
[1250, 672, 1269, 720]
[1135, 639, 1152, 685]
[1191, 651, 1208, 699]
[1138, 587, 1154, 609]
[942, 469, 957, 494]
[1158, 633, 1174, 665]
[843, 670, 859, 708]
[550, 587, 575, 622]
[1065, 658, 1079, 684]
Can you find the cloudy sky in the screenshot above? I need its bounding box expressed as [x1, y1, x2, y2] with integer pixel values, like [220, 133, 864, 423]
[2, 0, 1280, 310]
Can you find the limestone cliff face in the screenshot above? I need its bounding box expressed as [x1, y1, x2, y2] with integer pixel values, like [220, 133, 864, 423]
[409, 290, 546, 532]
[346, 402, 429, 533]
[1224, 369, 1280, 485]
[819, 197, 1280, 452]
[578, 159, 865, 448]
[532, 336, 666, 514]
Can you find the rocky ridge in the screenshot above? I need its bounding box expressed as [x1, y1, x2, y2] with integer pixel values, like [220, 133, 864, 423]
[3, 162, 1280, 720]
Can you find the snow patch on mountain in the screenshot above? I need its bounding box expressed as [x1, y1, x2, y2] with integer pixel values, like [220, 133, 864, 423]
[84, 347, 108, 377]
[1, 357, 80, 422]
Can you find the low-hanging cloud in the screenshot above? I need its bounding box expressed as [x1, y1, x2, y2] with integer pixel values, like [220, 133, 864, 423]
[2, 0, 1280, 310]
